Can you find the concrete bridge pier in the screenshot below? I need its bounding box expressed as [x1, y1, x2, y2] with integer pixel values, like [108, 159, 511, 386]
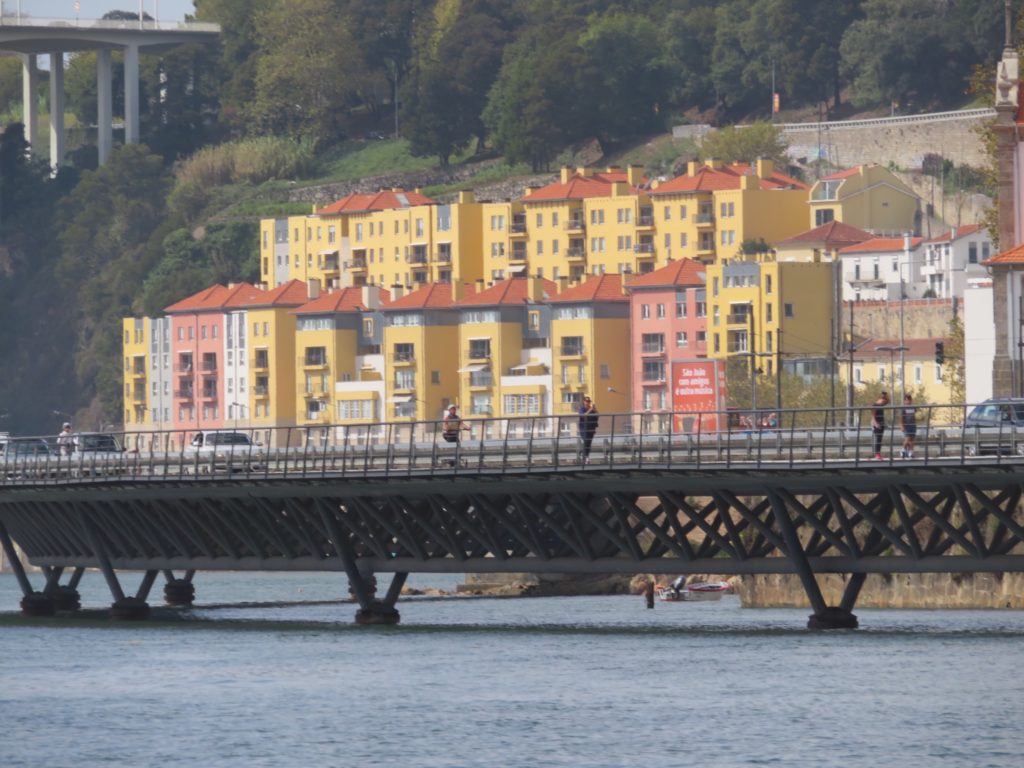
[0, 520, 55, 616]
[42, 565, 84, 612]
[769, 490, 863, 629]
[162, 569, 196, 606]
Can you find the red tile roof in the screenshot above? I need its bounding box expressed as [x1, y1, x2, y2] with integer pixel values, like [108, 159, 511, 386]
[838, 236, 923, 255]
[818, 167, 861, 181]
[522, 170, 645, 202]
[293, 286, 391, 314]
[454, 276, 559, 306]
[853, 337, 952, 360]
[548, 273, 627, 303]
[229, 280, 309, 308]
[384, 282, 467, 310]
[925, 224, 981, 244]
[625, 258, 706, 289]
[650, 162, 808, 195]
[776, 220, 874, 248]
[164, 282, 262, 313]
[983, 242, 1024, 265]
[317, 189, 435, 215]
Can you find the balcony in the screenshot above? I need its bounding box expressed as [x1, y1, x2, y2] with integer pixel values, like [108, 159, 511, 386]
[566, 247, 585, 261]
[175, 361, 193, 374]
[322, 255, 339, 272]
[131, 387, 146, 402]
[696, 212, 715, 226]
[253, 355, 269, 370]
[253, 384, 269, 398]
[393, 351, 416, 364]
[406, 252, 428, 265]
[175, 388, 194, 400]
[131, 359, 146, 376]
[435, 250, 452, 263]
[509, 249, 527, 264]
[726, 342, 751, 354]
[300, 354, 328, 368]
[345, 257, 367, 270]
[559, 345, 585, 358]
[726, 312, 751, 326]
[637, 214, 654, 227]
[640, 343, 665, 356]
[564, 219, 585, 232]
[201, 388, 219, 400]
[510, 219, 528, 236]
[633, 243, 654, 254]
[467, 347, 491, 361]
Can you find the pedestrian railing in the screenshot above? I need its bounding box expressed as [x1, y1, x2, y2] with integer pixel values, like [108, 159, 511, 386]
[1, 404, 1022, 486]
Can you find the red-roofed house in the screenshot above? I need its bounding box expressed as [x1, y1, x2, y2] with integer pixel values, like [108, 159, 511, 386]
[775, 220, 874, 263]
[920, 224, 992, 298]
[164, 282, 262, 435]
[837, 235, 925, 301]
[290, 285, 390, 437]
[625, 259, 708, 417]
[647, 159, 809, 266]
[450, 277, 557, 432]
[808, 164, 921, 234]
[546, 274, 632, 421]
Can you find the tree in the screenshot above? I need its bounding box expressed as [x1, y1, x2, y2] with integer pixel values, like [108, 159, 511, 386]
[942, 314, 965, 405]
[700, 122, 789, 165]
[248, 0, 366, 144]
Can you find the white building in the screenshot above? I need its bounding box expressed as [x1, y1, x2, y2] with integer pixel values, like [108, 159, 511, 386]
[920, 224, 992, 299]
[838, 235, 925, 301]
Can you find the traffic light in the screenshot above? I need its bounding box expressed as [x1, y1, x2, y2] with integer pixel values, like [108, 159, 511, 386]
[935, 341, 945, 365]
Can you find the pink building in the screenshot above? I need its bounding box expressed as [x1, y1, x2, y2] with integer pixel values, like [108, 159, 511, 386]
[626, 259, 708, 415]
[165, 283, 262, 437]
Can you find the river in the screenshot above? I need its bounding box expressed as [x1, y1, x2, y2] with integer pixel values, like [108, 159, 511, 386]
[1, 571, 1022, 767]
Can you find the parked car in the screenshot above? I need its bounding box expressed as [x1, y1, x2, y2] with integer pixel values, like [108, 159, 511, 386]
[962, 398, 1024, 455]
[74, 432, 125, 454]
[2, 437, 54, 459]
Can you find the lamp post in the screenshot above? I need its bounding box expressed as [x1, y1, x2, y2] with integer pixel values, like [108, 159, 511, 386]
[230, 401, 247, 431]
[874, 345, 908, 394]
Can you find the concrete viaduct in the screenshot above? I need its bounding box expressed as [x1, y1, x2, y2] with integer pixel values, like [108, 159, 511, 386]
[0, 15, 219, 167]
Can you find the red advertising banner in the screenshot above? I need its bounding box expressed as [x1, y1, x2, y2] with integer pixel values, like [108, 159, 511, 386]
[671, 360, 726, 433]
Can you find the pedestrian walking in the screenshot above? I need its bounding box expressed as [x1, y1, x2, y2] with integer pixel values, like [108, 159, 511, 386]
[441, 404, 470, 466]
[871, 391, 890, 460]
[578, 395, 599, 464]
[900, 394, 917, 459]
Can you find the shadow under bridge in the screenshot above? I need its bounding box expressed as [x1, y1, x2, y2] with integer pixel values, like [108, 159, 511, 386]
[2, 462, 1024, 628]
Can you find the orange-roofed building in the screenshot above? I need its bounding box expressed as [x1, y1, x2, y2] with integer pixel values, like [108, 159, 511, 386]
[451, 277, 557, 434]
[625, 259, 708, 420]
[774, 220, 874, 263]
[647, 159, 809, 266]
[164, 282, 263, 437]
[920, 224, 992, 299]
[837, 235, 925, 301]
[290, 284, 389, 441]
[546, 273, 632, 423]
[379, 282, 465, 423]
[808, 164, 921, 235]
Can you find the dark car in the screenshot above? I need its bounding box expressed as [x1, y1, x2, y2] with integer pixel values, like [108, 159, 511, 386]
[75, 432, 124, 453]
[2, 438, 54, 459]
[964, 399, 1024, 427]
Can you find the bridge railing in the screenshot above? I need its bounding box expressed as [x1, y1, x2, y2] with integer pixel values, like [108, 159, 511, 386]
[1, 403, 1020, 485]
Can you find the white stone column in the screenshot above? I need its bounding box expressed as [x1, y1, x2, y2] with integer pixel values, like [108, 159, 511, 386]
[21, 53, 38, 154]
[48, 52, 65, 169]
[123, 43, 140, 145]
[96, 48, 113, 164]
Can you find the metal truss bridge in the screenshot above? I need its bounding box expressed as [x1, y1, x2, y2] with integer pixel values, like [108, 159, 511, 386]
[2, 408, 1024, 628]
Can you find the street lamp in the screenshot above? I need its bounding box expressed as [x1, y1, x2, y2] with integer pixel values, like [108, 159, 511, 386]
[874, 345, 908, 396]
[230, 401, 247, 430]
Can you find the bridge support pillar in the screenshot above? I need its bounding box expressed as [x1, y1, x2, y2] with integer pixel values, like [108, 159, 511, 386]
[0, 521, 55, 615]
[43, 567, 83, 612]
[163, 570, 196, 606]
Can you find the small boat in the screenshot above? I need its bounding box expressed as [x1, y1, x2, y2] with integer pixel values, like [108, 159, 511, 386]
[658, 580, 730, 602]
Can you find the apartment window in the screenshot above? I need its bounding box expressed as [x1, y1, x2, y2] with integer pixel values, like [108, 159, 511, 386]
[695, 301, 706, 318]
[536, 240, 544, 256]
[968, 243, 978, 264]
[712, 277, 719, 297]
[528, 310, 541, 330]
[504, 394, 540, 415]
[394, 370, 415, 389]
[590, 210, 604, 225]
[784, 303, 794, 318]
[676, 331, 688, 348]
[431, 371, 441, 385]
[679, 233, 688, 248]
[617, 208, 632, 224]
[935, 364, 943, 382]
[656, 303, 666, 319]
[915, 364, 922, 384]
[679, 205, 688, 219]
[560, 336, 584, 356]
[641, 333, 665, 353]
[599, 364, 610, 379]
[642, 361, 665, 382]
[766, 303, 773, 322]
[415, 219, 424, 237]
[641, 304, 650, 319]
[663, 206, 671, 221]
[355, 223, 363, 242]
[676, 301, 687, 318]
[552, 212, 559, 227]
[490, 215, 505, 230]
[765, 275, 773, 294]
[363, 318, 374, 336]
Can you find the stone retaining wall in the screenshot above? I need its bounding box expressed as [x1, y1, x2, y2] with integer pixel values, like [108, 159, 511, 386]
[737, 572, 1024, 609]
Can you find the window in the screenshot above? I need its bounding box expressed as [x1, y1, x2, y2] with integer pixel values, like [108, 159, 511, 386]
[712, 277, 719, 296]
[536, 213, 543, 228]
[431, 371, 440, 385]
[765, 275, 772, 294]
[969, 243, 978, 264]
[679, 205, 687, 220]
[663, 205, 671, 221]
[590, 209, 605, 225]
[935, 364, 942, 382]
[504, 394, 540, 415]
[915, 365, 922, 384]
[642, 360, 665, 382]
[394, 370, 415, 389]
[363, 318, 374, 337]
[415, 219, 424, 237]
[528, 311, 541, 331]
[695, 301, 706, 318]
[490, 214, 505, 230]
[599, 364, 610, 379]
[641, 304, 650, 319]
[676, 331, 688, 348]
[676, 301, 686, 318]
[536, 240, 544, 256]
[679, 232, 688, 248]
[641, 333, 665, 353]
[784, 303, 794, 318]
[469, 339, 492, 359]
[696, 330, 706, 344]
[552, 240, 560, 255]
[766, 303, 773, 322]
[656, 303, 666, 319]
[355, 223, 363, 241]
[560, 336, 584, 356]
[552, 212, 559, 227]
[337, 400, 373, 420]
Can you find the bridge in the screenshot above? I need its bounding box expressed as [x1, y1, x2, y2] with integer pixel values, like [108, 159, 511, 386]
[2, 405, 1023, 628]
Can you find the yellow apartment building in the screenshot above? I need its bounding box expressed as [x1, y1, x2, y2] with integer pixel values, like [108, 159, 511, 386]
[240, 280, 308, 445]
[122, 317, 153, 430]
[291, 285, 388, 441]
[705, 257, 835, 377]
[808, 164, 921, 234]
[380, 283, 462, 423]
[451, 277, 557, 437]
[647, 160, 809, 266]
[547, 274, 632, 426]
[260, 189, 437, 290]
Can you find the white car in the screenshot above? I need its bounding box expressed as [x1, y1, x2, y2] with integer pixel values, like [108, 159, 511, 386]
[189, 431, 264, 471]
